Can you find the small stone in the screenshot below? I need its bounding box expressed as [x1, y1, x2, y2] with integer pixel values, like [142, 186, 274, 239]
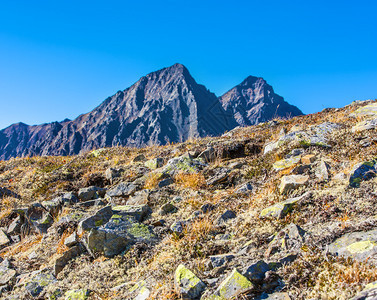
[159, 203, 177, 215]
[197, 147, 216, 163]
[244, 260, 270, 282]
[206, 168, 230, 186]
[158, 177, 174, 188]
[217, 210, 236, 225]
[208, 268, 253, 299]
[133, 154, 146, 162]
[7, 217, 21, 235]
[279, 175, 309, 194]
[174, 264, 206, 299]
[105, 167, 122, 182]
[301, 154, 316, 164]
[0, 230, 10, 248]
[291, 164, 311, 175]
[171, 221, 186, 234]
[76, 199, 106, 207]
[285, 148, 304, 158]
[0, 266, 16, 285]
[64, 232, 78, 247]
[315, 161, 330, 182]
[235, 182, 253, 194]
[62, 192, 79, 205]
[201, 203, 215, 213]
[209, 254, 235, 268]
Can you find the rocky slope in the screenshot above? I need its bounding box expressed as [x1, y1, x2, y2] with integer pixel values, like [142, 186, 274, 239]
[2, 99, 377, 299]
[0, 64, 301, 160]
[219, 76, 303, 127]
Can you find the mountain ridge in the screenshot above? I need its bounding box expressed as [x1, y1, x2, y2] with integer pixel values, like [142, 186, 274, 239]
[0, 63, 302, 160]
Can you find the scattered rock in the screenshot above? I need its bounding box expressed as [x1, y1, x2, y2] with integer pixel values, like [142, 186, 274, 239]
[0, 265, 16, 286]
[112, 204, 152, 222]
[158, 177, 174, 188]
[105, 167, 123, 182]
[279, 175, 309, 194]
[352, 118, 377, 133]
[260, 192, 311, 219]
[0, 230, 10, 248]
[351, 103, 377, 117]
[206, 268, 253, 299]
[206, 168, 230, 186]
[64, 232, 78, 247]
[217, 210, 236, 225]
[244, 260, 270, 282]
[171, 221, 186, 234]
[328, 229, 377, 263]
[54, 245, 82, 276]
[65, 289, 89, 300]
[77, 206, 113, 235]
[25, 272, 57, 298]
[273, 156, 301, 171]
[78, 186, 106, 201]
[301, 154, 316, 165]
[133, 154, 146, 162]
[349, 160, 377, 187]
[209, 254, 235, 268]
[7, 217, 21, 235]
[127, 190, 150, 206]
[198, 147, 216, 163]
[201, 203, 215, 213]
[159, 203, 177, 215]
[145, 158, 164, 170]
[106, 182, 137, 198]
[351, 287, 377, 300]
[315, 161, 330, 182]
[174, 264, 206, 299]
[163, 154, 206, 176]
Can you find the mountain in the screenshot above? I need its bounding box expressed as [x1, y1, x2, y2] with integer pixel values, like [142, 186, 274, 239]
[0, 64, 302, 160]
[219, 75, 303, 126]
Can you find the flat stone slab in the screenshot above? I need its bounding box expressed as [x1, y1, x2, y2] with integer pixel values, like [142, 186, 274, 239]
[0, 266, 16, 285]
[351, 103, 377, 117]
[328, 229, 377, 263]
[279, 175, 309, 194]
[352, 118, 377, 133]
[0, 230, 10, 247]
[273, 156, 301, 171]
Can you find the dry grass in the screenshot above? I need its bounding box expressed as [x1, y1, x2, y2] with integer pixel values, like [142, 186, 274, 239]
[144, 172, 162, 189]
[174, 172, 206, 190]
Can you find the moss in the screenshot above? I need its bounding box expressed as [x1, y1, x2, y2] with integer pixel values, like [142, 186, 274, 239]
[127, 223, 154, 240]
[346, 240, 376, 254]
[215, 269, 253, 299]
[94, 219, 103, 227]
[65, 289, 89, 300]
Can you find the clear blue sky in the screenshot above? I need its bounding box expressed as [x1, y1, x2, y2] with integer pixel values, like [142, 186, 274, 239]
[1, 0, 376, 130]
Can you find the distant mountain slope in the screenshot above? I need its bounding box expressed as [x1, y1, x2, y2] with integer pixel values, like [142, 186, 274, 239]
[0, 64, 303, 160]
[219, 76, 303, 126]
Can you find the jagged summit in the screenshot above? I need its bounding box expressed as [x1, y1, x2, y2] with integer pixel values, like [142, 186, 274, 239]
[220, 76, 302, 126]
[0, 64, 302, 160]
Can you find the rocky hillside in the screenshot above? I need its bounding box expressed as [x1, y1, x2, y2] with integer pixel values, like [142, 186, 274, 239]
[0, 64, 301, 160]
[1, 100, 377, 299]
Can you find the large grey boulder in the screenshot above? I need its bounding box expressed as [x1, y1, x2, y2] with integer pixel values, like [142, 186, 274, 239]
[77, 206, 113, 235]
[78, 186, 106, 201]
[174, 264, 206, 299]
[106, 182, 137, 198]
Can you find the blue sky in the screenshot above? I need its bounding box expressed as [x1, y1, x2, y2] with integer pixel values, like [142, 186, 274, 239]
[0, 0, 376, 130]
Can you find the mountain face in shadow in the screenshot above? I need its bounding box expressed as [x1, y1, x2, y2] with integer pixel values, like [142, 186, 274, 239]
[0, 64, 302, 160]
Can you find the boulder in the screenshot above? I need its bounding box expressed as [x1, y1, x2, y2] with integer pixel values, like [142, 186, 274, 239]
[198, 147, 216, 163]
[351, 103, 377, 117]
[351, 287, 377, 300]
[349, 160, 377, 188]
[328, 229, 377, 263]
[77, 206, 113, 235]
[105, 167, 122, 182]
[163, 154, 207, 176]
[62, 192, 79, 205]
[158, 177, 174, 188]
[112, 204, 152, 222]
[54, 245, 82, 276]
[106, 182, 137, 198]
[64, 232, 78, 247]
[159, 203, 178, 215]
[174, 264, 206, 299]
[260, 192, 311, 219]
[206, 168, 230, 186]
[244, 260, 270, 282]
[301, 154, 316, 165]
[127, 190, 150, 206]
[78, 186, 106, 201]
[352, 118, 377, 133]
[279, 175, 309, 194]
[88, 215, 156, 257]
[145, 158, 164, 170]
[133, 154, 146, 162]
[7, 217, 21, 235]
[0, 266, 16, 286]
[25, 272, 57, 298]
[206, 268, 253, 299]
[235, 182, 253, 194]
[265, 223, 306, 257]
